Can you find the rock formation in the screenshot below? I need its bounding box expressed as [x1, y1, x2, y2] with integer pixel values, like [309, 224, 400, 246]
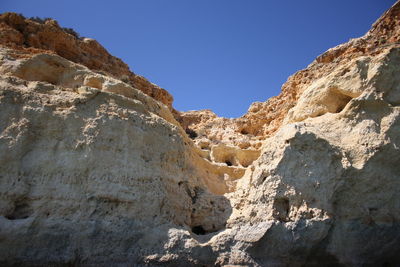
[0, 13, 173, 109]
[0, 2, 400, 266]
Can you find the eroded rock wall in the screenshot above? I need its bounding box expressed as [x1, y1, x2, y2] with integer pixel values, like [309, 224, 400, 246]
[0, 12, 174, 108]
[181, 0, 400, 147]
[0, 49, 234, 265]
[0, 1, 400, 266]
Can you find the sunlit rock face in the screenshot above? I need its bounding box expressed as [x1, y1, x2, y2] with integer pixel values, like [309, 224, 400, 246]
[1, 2, 400, 266]
[0, 12, 173, 109]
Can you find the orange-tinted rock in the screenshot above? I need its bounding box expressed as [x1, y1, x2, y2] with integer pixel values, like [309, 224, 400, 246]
[181, 1, 400, 147]
[0, 12, 173, 108]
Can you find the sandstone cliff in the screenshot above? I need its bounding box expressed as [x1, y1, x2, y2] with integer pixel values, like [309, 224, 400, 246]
[181, 0, 400, 148]
[0, 2, 400, 266]
[0, 13, 174, 109]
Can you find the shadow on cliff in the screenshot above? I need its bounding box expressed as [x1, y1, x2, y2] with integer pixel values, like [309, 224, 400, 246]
[0, 84, 233, 266]
[247, 117, 400, 266]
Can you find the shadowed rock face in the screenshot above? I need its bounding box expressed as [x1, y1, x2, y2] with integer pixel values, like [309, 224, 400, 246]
[1, 2, 400, 266]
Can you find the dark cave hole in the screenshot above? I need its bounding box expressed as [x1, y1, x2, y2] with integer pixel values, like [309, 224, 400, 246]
[240, 129, 248, 135]
[192, 225, 206, 235]
[225, 160, 232, 166]
[185, 128, 198, 139]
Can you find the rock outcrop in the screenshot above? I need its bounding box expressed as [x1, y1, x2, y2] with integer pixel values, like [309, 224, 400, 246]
[0, 12, 174, 109]
[181, 0, 400, 148]
[0, 2, 400, 266]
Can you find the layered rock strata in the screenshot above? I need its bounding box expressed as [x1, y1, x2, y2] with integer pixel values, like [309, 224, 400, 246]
[0, 12, 173, 108]
[181, 0, 400, 147]
[0, 2, 400, 266]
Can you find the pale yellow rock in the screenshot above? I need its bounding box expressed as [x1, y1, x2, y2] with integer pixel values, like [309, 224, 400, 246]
[284, 48, 400, 124]
[1, 2, 400, 266]
[0, 48, 232, 265]
[210, 144, 260, 168]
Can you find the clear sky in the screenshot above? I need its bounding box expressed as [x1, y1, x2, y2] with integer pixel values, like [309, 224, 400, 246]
[1, 0, 396, 117]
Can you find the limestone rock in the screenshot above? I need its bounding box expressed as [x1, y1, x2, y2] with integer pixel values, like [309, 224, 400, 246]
[0, 1, 400, 266]
[182, 1, 400, 147]
[0, 48, 232, 265]
[0, 12, 174, 109]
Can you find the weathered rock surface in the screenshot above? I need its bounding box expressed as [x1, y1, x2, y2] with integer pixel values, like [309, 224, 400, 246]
[0, 12, 174, 109]
[0, 48, 235, 265]
[0, 2, 400, 266]
[182, 0, 400, 147]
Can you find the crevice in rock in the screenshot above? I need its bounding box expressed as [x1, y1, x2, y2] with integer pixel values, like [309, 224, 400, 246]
[190, 186, 202, 204]
[272, 197, 290, 222]
[5, 199, 33, 220]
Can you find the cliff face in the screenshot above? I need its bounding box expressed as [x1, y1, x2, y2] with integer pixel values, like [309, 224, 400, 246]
[0, 13, 174, 109]
[181, 1, 400, 148]
[0, 2, 400, 266]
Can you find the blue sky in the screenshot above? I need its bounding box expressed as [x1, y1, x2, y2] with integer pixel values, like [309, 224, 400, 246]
[1, 0, 395, 117]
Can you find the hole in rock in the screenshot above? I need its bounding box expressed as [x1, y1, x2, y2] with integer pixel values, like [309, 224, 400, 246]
[273, 197, 290, 222]
[5, 201, 33, 220]
[185, 128, 198, 139]
[326, 87, 353, 115]
[240, 129, 248, 135]
[191, 225, 206, 235]
[199, 142, 210, 150]
[334, 95, 352, 113]
[225, 160, 233, 166]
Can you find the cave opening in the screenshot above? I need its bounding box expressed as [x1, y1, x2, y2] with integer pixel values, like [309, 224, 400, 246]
[191, 225, 206, 235]
[225, 160, 233, 166]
